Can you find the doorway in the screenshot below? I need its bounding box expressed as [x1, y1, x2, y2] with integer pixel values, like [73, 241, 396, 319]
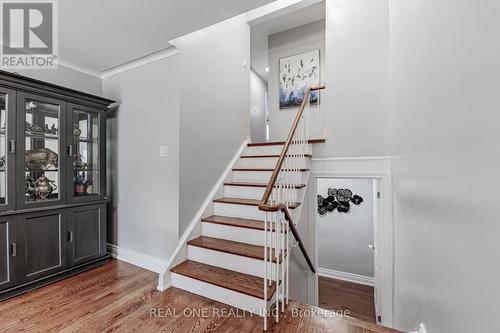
[315, 177, 377, 322]
[248, 1, 325, 142]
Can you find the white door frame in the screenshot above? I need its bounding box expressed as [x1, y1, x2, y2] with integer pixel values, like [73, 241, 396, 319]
[307, 157, 394, 327]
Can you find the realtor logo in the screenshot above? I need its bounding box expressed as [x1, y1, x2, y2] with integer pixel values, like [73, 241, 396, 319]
[1, 0, 58, 69]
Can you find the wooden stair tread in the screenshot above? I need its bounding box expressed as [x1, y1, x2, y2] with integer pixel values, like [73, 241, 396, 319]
[202, 215, 267, 231]
[201, 215, 286, 232]
[240, 154, 311, 158]
[224, 181, 306, 189]
[213, 197, 301, 209]
[187, 236, 282, 262]
[232, 168, 310, 172]
[171, 260, 276, 300]
[247, 138, 325, 147]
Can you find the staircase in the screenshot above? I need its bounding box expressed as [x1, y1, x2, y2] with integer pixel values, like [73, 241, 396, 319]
[169, 86, 325, 330]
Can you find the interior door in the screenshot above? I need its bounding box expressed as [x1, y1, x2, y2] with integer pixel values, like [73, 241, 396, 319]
[0, 217, 17, 291]
[17, 210, 67, 283]
[17, 93, 66, 209]
[0, 87, 16, 211]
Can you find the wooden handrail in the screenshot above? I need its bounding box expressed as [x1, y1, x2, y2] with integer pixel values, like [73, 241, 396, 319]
[282, 206, 315, 273]
[258, 85, 325, 212]
[258, 85, 325, 274]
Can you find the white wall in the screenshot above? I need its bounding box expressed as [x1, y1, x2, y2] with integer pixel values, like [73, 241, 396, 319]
[315, 0, 390, 158]
[250, 69, 267, 142]
[267, 20, 325, 140]
[9, 64, 102, 96]
[316, 178, 374, 277]
[102, 55, 180, 263]
[390, 1, 500, 332]
[174, 15, 251, 236]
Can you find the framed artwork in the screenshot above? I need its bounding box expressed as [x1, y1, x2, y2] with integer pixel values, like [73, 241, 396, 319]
[279, 49, 320, 109]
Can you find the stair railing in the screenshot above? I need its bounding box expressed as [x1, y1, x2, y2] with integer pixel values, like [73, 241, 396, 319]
[259, 85, 325, 330]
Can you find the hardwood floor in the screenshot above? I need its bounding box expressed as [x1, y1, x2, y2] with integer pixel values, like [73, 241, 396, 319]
[319, 276, 376, 324]
[0, 260, 401, 332]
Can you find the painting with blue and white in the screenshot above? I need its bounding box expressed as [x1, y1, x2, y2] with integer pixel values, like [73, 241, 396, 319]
[279, 50, 320, 109]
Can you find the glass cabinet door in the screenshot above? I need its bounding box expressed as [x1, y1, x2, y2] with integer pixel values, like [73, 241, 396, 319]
[18, 93, 66, 208]
[67, 104, 104, 202]
[0, 88, 16, 211]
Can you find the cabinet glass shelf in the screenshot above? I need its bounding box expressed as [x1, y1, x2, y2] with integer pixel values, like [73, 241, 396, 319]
[24, 98, 61, 203]
[25, 133, 58, 140]
[71, 109, 100, 198]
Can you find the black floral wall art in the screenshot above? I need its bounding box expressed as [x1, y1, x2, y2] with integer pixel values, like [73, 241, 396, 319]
[317, 188, 363, 216]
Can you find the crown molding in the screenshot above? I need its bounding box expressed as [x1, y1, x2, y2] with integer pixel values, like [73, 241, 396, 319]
[100, 47, 179, 79]
[56, 60, 102, 79]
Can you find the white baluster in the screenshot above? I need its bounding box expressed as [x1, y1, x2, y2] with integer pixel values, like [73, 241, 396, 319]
[264, 211, 268, 330]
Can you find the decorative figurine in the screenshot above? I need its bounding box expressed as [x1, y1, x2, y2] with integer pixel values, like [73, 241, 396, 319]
[86, 182, 93, 195]
[0, 155, 5, 171]
[73, 153, 83, 168]
[25, 148, 58, 170]
[49, 124, 58, 135]
[317, 188, 363, 216]
[43, 124, 58, 135]
[30, 124, 44, 133]
[73, 124, 81, 137]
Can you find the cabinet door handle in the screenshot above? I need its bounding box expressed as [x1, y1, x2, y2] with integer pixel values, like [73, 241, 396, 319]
[9, 140, 15, 154]
[67, 145, 73, 156]
[11, 243, 17, 257]
[68, 231, 74, 243]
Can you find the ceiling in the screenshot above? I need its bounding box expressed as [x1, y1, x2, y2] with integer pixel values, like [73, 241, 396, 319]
[58, 0, 274, 75]
[250, 1, 325, 82]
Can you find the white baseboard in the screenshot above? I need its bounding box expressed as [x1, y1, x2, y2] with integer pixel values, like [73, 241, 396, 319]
[318, 267, 374, 286]
[107, 243, 168, 274]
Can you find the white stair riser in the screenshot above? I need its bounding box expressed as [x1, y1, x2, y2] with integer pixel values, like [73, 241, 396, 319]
[245, 144, 312, 156]
[224, 185, 301, 201]
[233, 170, 309, 184]
[237, 157, 309, 169]
[224, 185, 265, 199]
[188, 245, 278, 279]
[172, 273, 274, 316]
[245, 145, 284, 155]
[202, 222, 286, 248]
[214, 202, 299, 221]
[214, 202, 265, 220]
